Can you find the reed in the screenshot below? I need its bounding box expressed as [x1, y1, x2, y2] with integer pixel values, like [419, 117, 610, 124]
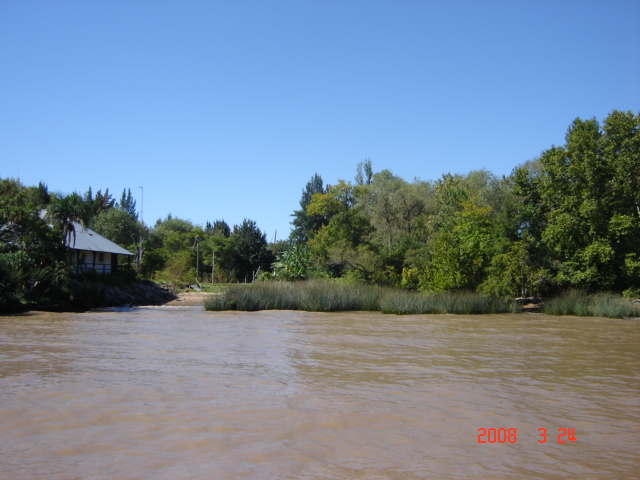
[379, 291, 519, 315]
[204, 281, 518, 314]
[203, 280, 380, 312]
[541, 290, 639, 318]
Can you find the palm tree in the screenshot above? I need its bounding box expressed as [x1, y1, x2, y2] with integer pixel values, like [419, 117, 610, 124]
[45, 193, 88, 247]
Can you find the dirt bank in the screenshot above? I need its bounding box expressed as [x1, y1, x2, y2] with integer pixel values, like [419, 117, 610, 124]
[164, 292, 217, 306]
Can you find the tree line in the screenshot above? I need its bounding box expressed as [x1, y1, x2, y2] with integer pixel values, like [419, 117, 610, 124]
[1, 109, 638, 310]
[282, 110, 639, 297]
[0, 181, 276, 308]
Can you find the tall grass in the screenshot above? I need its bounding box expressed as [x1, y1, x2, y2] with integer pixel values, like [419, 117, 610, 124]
[204, 280, 518, 315]
[379, 290, 519, 315]
[204, 280, 380, 312]
[541, 290, 640, 318]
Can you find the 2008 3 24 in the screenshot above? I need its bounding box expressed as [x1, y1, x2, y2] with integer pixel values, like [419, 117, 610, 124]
[477, 428, 576, 443]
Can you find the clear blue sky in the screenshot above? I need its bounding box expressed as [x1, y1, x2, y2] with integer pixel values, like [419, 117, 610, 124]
[2, 0, 639, 239]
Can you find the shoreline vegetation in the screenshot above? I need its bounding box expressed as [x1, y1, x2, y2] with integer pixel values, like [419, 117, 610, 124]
[3, 111, 639, 314]
[203, 281, 640, 318]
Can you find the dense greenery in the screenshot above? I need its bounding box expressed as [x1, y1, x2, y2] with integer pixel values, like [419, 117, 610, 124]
[0, 179, 274, 310]
[2, 110, 638, 313]
[286, 110, 639, 298]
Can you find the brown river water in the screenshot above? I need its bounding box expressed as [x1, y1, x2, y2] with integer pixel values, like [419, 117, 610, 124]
[0, 307, 638, 479]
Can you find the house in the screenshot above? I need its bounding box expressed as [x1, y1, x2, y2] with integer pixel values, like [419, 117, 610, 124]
[64, 222, 134, 274]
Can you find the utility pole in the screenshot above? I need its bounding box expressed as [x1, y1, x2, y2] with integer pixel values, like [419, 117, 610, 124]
[137, 186, 144, 274]
[194, 237, 202, 281]
[138, 186, 144, 224]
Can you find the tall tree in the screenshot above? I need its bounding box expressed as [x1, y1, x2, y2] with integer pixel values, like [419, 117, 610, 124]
[355, 158, 374, 186]
[232, 219, 274, 282]
[207, 219, 231, 238]
[359, 170, 405, 252]
[90, 208, 140, 247]
[94, 189, 115, 215]
[290, 173, 326, 243]
[516, 110, 640, 292]
[45, 193, 90, 246]
[118, 188, 138, 220]
[307, 181, 374, 277]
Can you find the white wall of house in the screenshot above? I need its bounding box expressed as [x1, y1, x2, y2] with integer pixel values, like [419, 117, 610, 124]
[68, 250, 114, 274]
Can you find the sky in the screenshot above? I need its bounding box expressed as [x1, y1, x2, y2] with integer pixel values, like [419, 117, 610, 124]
[1, 0, 639, 240]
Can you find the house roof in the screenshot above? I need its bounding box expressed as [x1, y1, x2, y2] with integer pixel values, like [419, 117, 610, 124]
[64, 222, 134, 256]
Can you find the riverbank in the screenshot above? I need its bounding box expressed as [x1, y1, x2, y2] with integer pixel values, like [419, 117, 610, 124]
[203, 281, 640, 318]
[0, 277, 178, 313]
[164, 291, 216, 306]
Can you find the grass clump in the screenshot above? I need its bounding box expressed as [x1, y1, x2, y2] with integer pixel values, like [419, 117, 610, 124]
[204, 280, 518, 314]
[541, 290, 639, 318]
[380, 291, 519, 315]
[204, 280, 380, 312]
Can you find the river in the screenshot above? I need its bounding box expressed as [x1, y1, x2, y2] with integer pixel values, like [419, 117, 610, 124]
[0, 308, 638, 479]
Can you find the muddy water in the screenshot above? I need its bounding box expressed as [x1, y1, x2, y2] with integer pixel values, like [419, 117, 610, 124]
[0, 308, 638, 479]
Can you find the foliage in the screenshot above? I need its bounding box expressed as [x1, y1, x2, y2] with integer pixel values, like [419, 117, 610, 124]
[355, 158, 374, 186]
[515, 110, 640, 292]
[290, 173, 325, 243]
[478, 240, 544, 297]
[91, 208, 141, 247]
[273, 243, 310, 280]
[158, 249, 195, 283]
[45, 192, 89, 246]
[0, 178, 69, 310]
[306, 180, 374, 278]
[3, 109, 639, 312]
[206, 219, 231, 238]
[117, 188, 138, 220]
[422, 202, 493, 291]
[232, 219, 274, 282]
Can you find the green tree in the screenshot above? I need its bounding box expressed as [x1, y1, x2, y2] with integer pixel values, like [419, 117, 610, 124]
[479, 239, 546, 297]
[290, 173, 326, 243]
[90, 208, 140, 248]
[355, 158, 374, 186]
[45, 192, 90, 246]
[526, 111, 640, 291]
[207, 235, 236, 282]
[0, 179, 68, 309]
[422, 202, 493, 291]
[232, 219, 274, 282]
[359, 170, 406, 253]
[307, 181, 374, 277]
[206, 219, 231, 238]
[273, 243, 310, 281]
[118, 188, 138, 220]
